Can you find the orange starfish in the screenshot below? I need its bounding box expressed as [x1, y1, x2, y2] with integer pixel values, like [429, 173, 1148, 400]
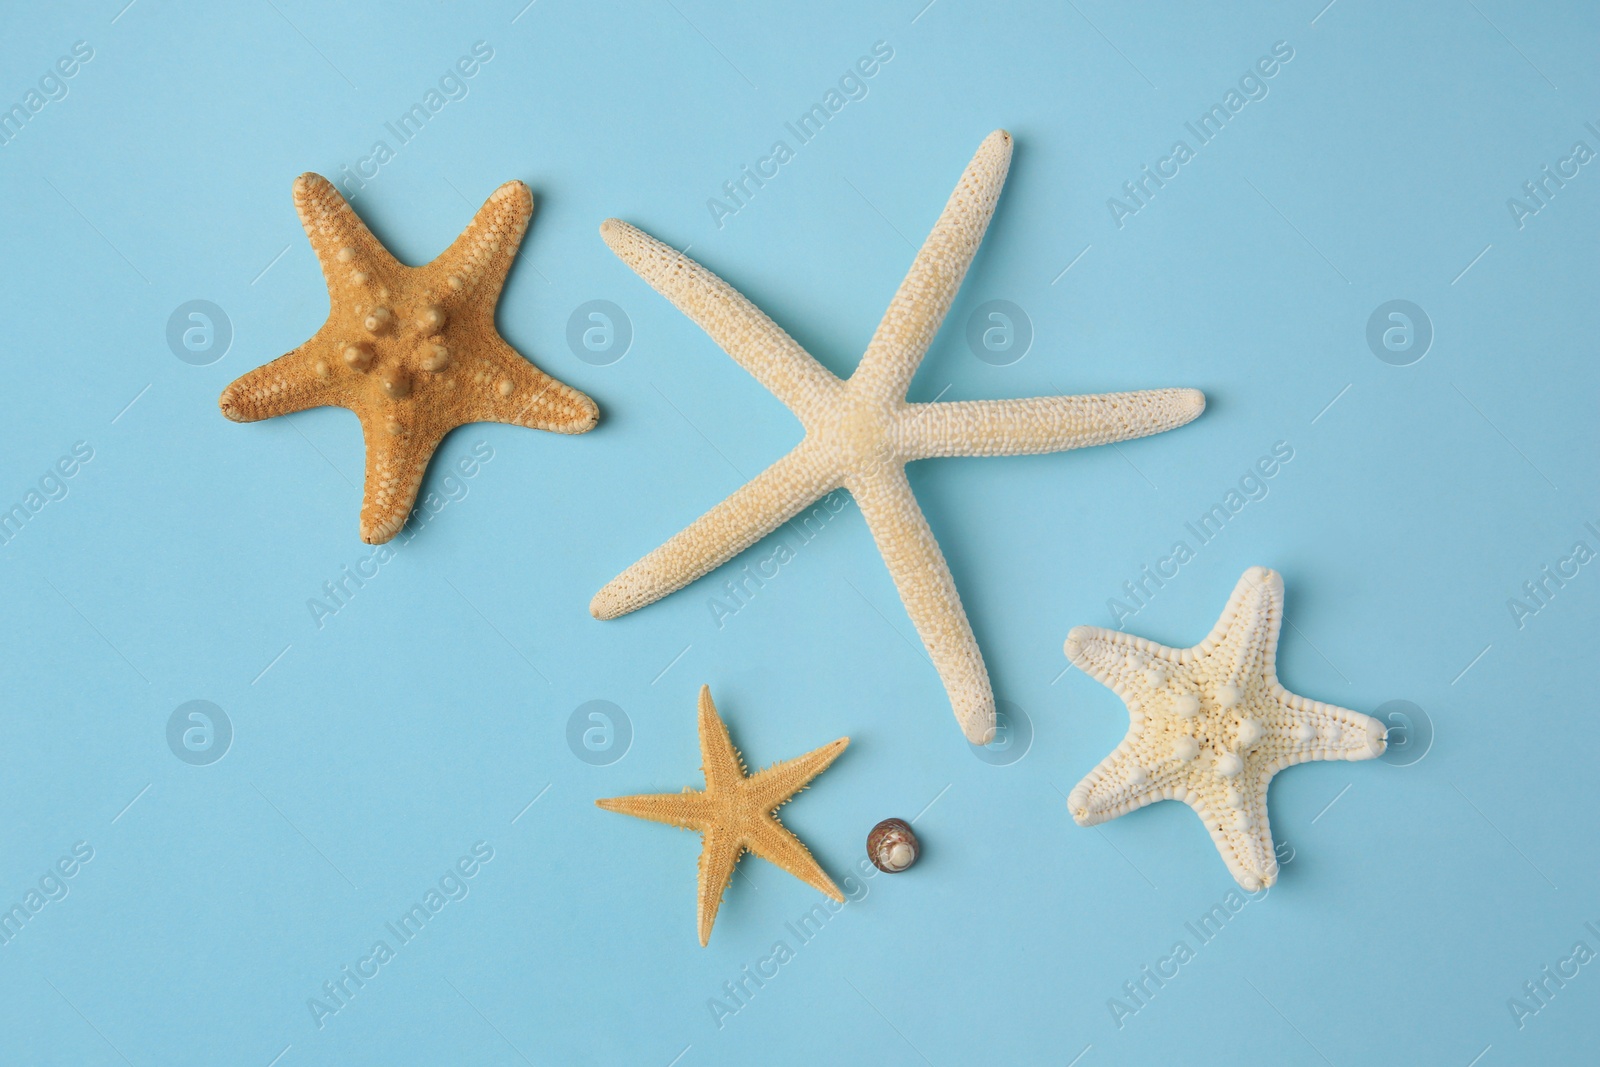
[220, 174, 598, 543]
[597, 685, 848, 946]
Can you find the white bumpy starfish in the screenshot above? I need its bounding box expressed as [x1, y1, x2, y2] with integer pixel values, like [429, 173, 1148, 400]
[593, 130, 1204, 744]
[1065, 567, 1387, 889]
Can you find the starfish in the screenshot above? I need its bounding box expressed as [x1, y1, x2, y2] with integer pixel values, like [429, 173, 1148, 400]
[1063, 567, 1387, 890]
[220, 174, 598, 543]
[596, 685, 848, 946]
[590, 130, 1204, 743]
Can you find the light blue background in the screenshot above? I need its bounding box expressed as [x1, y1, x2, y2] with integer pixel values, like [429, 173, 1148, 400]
[1, 1, 1596, 1064]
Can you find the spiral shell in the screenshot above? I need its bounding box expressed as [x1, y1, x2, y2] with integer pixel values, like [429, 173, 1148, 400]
[867, 818, 919, 873]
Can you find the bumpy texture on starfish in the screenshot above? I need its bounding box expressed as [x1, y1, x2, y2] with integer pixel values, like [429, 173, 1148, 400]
[220, 174, 598, 543]
[591, 131, 1204, 744]
[596, 685, 847, 946]
[1065, 566, 1386, 890]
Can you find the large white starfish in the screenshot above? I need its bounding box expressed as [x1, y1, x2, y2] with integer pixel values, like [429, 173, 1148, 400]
[1064, 567, 1386, 889]
[592, 130, 1204, 743]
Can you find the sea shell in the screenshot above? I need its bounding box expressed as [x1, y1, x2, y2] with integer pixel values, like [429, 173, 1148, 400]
[867, 818, 919, 873]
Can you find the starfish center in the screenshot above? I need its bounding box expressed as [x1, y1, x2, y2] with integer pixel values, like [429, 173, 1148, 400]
[347, 279, 447, 403]
[1141, 667, 1263, 769]
[826, 391, 900, 473]
[322, 263, 516, 430]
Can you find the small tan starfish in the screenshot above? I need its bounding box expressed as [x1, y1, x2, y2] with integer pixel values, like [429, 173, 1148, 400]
[591, 131, 1204, 743]
[596, 685, 847, 946]
[220, 174, 598, 543]
[1065, 567, 1386, 889]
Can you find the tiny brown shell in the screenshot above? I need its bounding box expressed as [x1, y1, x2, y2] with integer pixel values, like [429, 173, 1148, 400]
[867, 817, 919, 873]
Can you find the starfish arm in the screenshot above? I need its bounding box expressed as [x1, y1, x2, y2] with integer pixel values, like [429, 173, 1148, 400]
[590, 444, 839, 620]
[472, 337, 599, 433]
[357, 420, 451, 544]
[1068, 735, 1232, 826]
[899, 388, 1206, 459]
[849, 467, 995, 744]
[1264, 691, 1387, 771]
[598, 220, 841, 422]
[850, 130, 1013, 402]
[746, 817, 843, 903]
[1202, 779, 1281, 891]
[595, 789, 711, 831]
[1194, 567, 1285, 685]
[696, 825, 744, 946]
[697, 686, 749, 793]
[292, 173, 403, 280]
[1066, 743, 1165, 825]
[435, 181, 535, 307]
[1069, 744, 1282, 889]
[745, 737, 849, 814]
[219, 336, 344, 422]
[1062, 625, 1180, 697]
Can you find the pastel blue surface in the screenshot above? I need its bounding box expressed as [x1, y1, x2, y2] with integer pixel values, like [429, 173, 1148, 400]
[1, 1, 1596, 1064]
